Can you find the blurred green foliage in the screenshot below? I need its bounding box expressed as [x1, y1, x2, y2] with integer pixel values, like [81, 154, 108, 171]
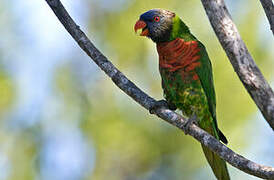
[0, 0, 273, 180]
[0, 72, 13, 116]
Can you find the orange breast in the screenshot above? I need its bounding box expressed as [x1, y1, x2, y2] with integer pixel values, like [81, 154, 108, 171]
[157, 38, 201, 80]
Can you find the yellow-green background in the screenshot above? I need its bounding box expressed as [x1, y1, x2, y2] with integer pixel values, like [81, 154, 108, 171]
[0, 0, 273, 180]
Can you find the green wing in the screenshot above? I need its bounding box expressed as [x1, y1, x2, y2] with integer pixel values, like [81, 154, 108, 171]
[196, 42, 216, 122]
[195, 42, 227, 143]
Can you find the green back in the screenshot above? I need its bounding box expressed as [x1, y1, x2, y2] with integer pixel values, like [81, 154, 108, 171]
[169, 15, 218, 133]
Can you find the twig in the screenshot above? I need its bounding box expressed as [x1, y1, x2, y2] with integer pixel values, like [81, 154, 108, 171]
[260, 0, 274, 35]
[200, 0, 274, 130]
[44, 0, 274, 179]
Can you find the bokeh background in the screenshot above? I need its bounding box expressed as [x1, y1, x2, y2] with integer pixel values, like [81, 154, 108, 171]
[0, 0, 273, 179]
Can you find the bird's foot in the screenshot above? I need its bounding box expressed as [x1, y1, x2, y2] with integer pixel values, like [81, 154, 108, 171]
[149, 100, 168, 114]
[183, 114, 198, 135]
[149, 100, 177, 114]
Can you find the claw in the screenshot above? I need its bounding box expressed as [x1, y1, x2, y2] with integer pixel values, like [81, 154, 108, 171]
[168, 102, 177, 111]
[183, 114, 198, 135]
[149, 100, 169, 114]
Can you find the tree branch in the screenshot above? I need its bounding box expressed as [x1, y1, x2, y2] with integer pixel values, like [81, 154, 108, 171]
[260, 0, 274, 36]
[44, 0, 274, 179]
[200, 0, 274, 131]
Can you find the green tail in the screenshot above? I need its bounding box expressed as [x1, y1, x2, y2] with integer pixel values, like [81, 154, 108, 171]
[201, 145, 230, 180]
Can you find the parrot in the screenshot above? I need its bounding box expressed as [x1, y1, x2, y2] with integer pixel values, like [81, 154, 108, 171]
[134, 9, 230, 180]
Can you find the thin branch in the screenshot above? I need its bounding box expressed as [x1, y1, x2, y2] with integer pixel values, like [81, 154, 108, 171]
[260, 0, 274, 36]
[200, 0, 274, 130]
[44, 0, 274, 179]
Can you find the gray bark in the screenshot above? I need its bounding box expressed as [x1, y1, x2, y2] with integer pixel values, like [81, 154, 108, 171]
[260, 0, 274, 36]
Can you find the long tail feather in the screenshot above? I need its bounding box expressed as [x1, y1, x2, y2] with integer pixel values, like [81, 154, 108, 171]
[201, 145, 230, 180]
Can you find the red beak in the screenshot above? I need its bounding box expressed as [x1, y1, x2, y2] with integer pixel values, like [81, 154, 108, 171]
[134, 20, 149, 36]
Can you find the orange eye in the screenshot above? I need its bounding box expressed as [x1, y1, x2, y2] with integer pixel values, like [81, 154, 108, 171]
[154, 16, 160, 22]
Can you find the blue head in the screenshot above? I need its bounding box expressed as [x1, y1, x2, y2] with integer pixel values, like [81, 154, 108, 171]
[134, 9, 175, 43]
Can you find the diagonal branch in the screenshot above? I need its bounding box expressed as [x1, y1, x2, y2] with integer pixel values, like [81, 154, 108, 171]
[200, 0, 274, 130]
[44, 0, 274, 179]
[260, 0, 274, 36]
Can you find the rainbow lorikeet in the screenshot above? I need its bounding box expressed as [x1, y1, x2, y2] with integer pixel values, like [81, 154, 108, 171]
[134, 9, 230, 180]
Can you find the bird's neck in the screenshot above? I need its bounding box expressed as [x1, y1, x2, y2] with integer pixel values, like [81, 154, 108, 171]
[168, 15, 196, 42]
